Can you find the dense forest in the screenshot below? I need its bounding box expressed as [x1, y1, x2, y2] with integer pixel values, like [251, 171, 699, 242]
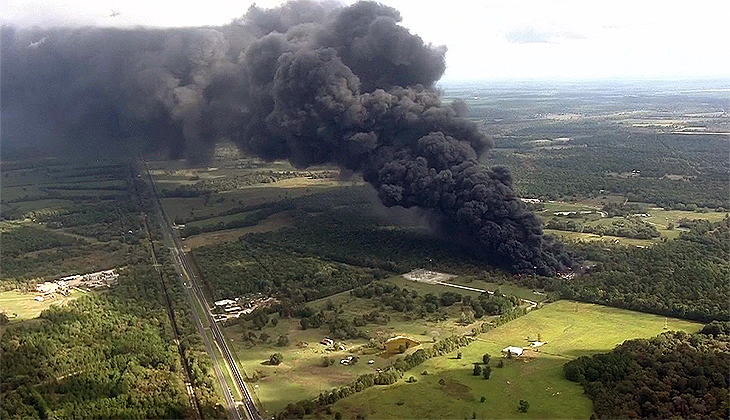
[192, 238, 378, 302]
[193, 186, 729, 323]
[0, 267, 194, 419]
[190, 187, 504, 301]
[1, 163, 225, 419]
[1, 226, 81, 257]
[490, 132, 729, 209]
[564, 325, 729, 419]
[521, 218, 730, 322]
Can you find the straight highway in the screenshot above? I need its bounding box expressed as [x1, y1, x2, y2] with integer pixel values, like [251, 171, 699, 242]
[140, 160, 261, 420]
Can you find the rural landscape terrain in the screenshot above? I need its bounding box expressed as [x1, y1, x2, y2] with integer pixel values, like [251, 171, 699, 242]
[2, 78, 728, 420]
[1, 1, 729, 419]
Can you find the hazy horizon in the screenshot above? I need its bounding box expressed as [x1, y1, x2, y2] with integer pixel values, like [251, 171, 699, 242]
[3, 0, 729, 81]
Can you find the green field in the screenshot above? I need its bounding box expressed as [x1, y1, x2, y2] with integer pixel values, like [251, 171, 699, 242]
[226, 286, 521, 416]
[327, 300, 702, 419]
[544, 229, 656, 247]
[539, 201, 728, 246]
[644, 208, 728, 233]
[226, 275, 555, 416]
[0, 289, 85, 322]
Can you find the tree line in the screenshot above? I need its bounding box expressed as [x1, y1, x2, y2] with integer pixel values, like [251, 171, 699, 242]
[518, 217, 730, 322]
[564, 325, 729, 419]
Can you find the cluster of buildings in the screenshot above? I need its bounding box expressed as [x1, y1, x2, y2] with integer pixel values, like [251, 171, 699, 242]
[34, 269, 119, 301]
[212, 294, 277, 321]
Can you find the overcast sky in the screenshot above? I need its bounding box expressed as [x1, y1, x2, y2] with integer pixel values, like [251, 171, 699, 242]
[3, 0, 729, 81]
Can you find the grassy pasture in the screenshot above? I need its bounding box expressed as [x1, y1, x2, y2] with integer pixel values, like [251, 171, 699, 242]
[2, 185, 48, 201]
[8, 199, 75, 214]
[226, 292, 503, 416]
[544, 229, 655, 247]
[0, 289, 85, 321]
[644, 208, 728, 228]
[227, 276, 550, 415]
[226, 316, 377, 417]
[328, 300, 702, 420]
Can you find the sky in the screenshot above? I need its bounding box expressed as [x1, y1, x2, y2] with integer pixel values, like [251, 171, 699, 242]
[2, 0, 729, 81]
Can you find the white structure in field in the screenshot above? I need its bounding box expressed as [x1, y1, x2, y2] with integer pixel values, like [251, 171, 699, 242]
[502, 346, 523, 357]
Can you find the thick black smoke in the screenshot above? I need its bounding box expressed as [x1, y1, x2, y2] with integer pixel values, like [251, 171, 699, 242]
[1, 1, 575, 275]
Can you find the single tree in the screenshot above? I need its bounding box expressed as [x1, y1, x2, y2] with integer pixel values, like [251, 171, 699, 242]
[473, 364, 482, 376]
[335, 413, 342, 420]
[483, 366, 491, 379]
[457, 351, 462, 359]
[482, 353, 491, 365]
[497, 360, 504, 368]
[269, 352, 283, 365]
[518, 399, 530, 413]
[277, 335, 289, 346]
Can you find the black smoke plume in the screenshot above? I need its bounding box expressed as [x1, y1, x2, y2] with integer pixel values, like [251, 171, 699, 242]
[1, 0, 575, 275]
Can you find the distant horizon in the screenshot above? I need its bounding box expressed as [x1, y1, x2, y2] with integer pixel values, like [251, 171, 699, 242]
[4, 0, 729, 81]
[438, 76, 730, 85]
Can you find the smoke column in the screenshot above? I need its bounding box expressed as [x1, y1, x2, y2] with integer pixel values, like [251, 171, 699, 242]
[1, 0, 575, 275]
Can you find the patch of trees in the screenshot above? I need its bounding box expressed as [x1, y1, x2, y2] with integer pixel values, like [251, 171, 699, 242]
[492, 132, 729, 209]
[295, 307, 367, 340]
[1, 226, 80, 257]
[192, 239, 376, 302]
[0, 267, 196, 420]
[180, 201, 293, 237]
[269, 353, 283, 365]
[518, 218, 730, 322]
[602, 203, 645, 218]
[545, 217, 660, 239]
[38, 200, 142, 242]
[351, 281, 518, 319]
[159, 185, 205, 198]
[193, 171, 336, 193]
[564, 329, 729, 419]
[238, 187, 488, 275]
